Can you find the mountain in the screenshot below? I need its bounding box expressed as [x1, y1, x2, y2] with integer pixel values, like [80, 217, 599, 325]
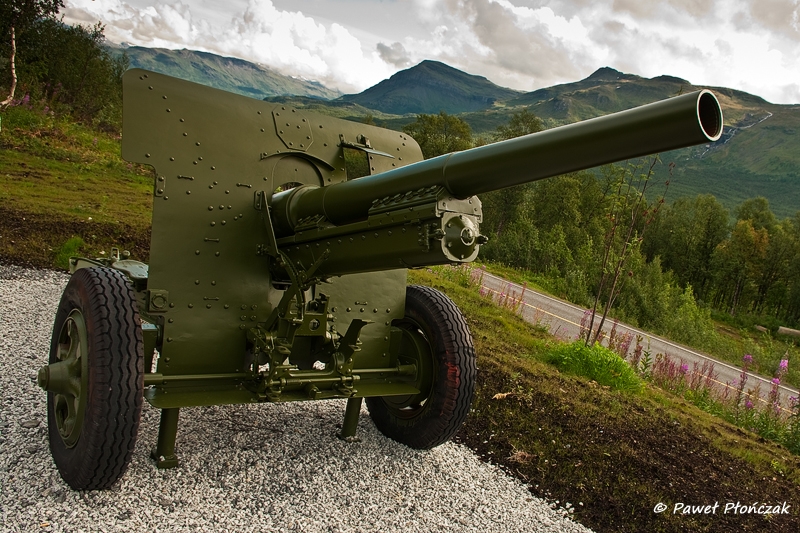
[508, 67, 799, 218]
[507, 67, 698, 121]
[108, 43, 799, 218]
[335, 63, 799, 219]
[337, 60, 522, 115]
[113, 45, 341, 100]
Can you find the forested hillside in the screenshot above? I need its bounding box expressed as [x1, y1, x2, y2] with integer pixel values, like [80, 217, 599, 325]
[393, 109, 800, 358]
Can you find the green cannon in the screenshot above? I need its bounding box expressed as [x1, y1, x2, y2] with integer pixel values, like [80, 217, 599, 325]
[37, 69, 723, 489]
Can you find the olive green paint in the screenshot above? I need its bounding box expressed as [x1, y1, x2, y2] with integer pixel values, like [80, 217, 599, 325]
[38, 69, 723, 468]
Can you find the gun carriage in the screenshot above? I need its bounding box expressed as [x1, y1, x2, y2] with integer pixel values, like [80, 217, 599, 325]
[37, 69, 723, 489]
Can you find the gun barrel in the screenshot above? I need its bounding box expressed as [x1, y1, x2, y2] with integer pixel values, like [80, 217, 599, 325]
[272, 90, 721, 235]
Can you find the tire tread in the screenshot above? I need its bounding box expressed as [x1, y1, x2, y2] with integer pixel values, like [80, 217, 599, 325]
[48, 267, 143, 490]
[367, 285, 476, 449]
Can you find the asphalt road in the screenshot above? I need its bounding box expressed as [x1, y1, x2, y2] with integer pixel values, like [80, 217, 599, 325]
[477, 269, 799, 410]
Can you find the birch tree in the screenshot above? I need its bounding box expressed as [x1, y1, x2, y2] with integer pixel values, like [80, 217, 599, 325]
[0, 0, 63, 107]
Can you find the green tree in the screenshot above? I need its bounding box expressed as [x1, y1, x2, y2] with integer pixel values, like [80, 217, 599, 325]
[754, 218, 796, 315]
[643, 194, 729, 301]
[612, 253, 672, 329]
[785, 213, 800, 324]
[711, 219, 768, 316]
[736, 197, 777, 232]
[480, 108, 545, 238]
[526, 172, 604, 248]
[495, 107, 543, 141]
[19, 19, 127, 126]
[0, 0, 63, 106]
[401, 111, 472, 159]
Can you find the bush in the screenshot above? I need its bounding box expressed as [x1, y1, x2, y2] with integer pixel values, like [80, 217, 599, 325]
[545, 341, 642, 393]
[6, 18, 126, 129]
[662, 285, 716, 347]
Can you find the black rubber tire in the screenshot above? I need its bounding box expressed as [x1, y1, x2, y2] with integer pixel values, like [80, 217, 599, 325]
[366, 285, 476, 449]
[47, 267, 144, 490]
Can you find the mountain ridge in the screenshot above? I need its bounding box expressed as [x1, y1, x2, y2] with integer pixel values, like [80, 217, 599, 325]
[112, 45, 341, 100]
[108, 43, 799, 218]
[337, 60, 522, 114]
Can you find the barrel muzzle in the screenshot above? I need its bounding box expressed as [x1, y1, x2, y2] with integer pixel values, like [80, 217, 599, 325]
[272, 90, 723, 236]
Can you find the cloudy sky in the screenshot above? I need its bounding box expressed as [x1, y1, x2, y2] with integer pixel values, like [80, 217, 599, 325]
[62, 0, 800, 104]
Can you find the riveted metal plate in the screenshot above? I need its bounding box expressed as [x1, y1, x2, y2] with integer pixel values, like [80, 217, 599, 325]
[121, 69, 423, 380]
[273, 106, 313, 152]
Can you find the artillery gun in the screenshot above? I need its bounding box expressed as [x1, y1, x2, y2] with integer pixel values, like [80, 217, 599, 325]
[37, 69, 723, 489]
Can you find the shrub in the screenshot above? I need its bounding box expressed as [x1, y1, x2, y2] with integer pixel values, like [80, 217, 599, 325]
[545, 341, 641, 393]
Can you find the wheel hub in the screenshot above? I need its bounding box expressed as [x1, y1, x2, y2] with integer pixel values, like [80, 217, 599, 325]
[39, 310, 89, 448]
[382, 320, 434, 412]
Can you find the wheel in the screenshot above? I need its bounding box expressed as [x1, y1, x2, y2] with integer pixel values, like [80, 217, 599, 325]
[44, 267, 143, 490]
[366, 285, 476, 449]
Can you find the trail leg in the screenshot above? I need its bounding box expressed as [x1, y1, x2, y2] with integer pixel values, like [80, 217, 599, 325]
[338, 397, 363, 442]
[151, 408, 180, 469]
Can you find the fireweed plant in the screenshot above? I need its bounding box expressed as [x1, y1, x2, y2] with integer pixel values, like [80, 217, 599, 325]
[435, 264, 800, 454]
[633, 346, 799, 454]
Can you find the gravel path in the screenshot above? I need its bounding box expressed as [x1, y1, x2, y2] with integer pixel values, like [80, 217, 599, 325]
[0, 266, 593, 533]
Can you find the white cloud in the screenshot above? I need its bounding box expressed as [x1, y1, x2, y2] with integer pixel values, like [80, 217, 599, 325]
[64, 1, 208, 48]
[391, 0, 603, 90]
[62, 0, 393, 92]
[61, 0, 800, 103]
[396, 0, 800, 103]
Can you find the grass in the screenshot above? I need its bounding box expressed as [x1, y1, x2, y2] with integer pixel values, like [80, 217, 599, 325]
[53, 236, 85, 270]
[410, 267, 800, 532]
[646, 350, 800, 455]
[471, 260, 561, 298]
[0, 105, 153, 267]
[0, 105, 153, 221]
[466, 258, 800, 454]
[545, 341, 642, 393]
[476, 260, 800, 389]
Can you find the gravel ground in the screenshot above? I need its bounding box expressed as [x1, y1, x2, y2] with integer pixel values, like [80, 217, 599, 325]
[0, 266, 593, 533]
